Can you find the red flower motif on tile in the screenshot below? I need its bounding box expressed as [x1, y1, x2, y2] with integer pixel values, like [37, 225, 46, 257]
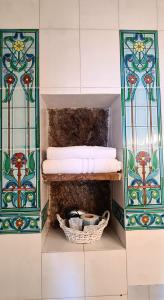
[141, 215, 149, 225]
[6, 74, 15, 85]
[15, 218, 24, 228]
[144, 75, 153, 85]
[11, 153, 27, 168]
[128, 74, 137, 85]
[22, 74, 32, 85]
[136, 151, 151, 166]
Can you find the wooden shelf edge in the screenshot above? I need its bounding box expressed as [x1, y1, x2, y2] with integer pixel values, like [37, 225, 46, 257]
[42, 172, 122, 182]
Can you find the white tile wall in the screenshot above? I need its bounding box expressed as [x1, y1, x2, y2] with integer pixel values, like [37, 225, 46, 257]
[41, 219, 50, 249]
[40, 30, 80, 89]
[80, 0, 119, 29]
[110, 94, 124, 216]
[126, 230, 164, 286]
[157, 0, 164, 29]
[40, 0, 79, 29]
[110, 96, 123, 150]
[40, 176, 48, 210]
[0, 234, 41, 300]
[40, 96, 48, 155]
[85, 250, 127, 296]
[111, 216, 126, 248]
[1, 1, 164, 300]
[40, 96, 49, 210]
[119, 0, 157, 30]
[80, 30, 120, 88]
[42, 252, 85, 298]
[81, 87, 120, 94]
[0, 0, 39, 29]
[158, 31, 164, 88]
[40, 87, 81, 95]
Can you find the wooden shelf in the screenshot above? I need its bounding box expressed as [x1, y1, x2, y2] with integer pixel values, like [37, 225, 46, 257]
[42, 172, 122, 182]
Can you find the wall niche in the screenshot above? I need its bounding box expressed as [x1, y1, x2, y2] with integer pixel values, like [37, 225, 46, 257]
[48, 108, 111, 227]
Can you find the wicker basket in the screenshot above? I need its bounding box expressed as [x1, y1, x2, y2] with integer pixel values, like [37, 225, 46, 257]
[57, 210, 110, 244]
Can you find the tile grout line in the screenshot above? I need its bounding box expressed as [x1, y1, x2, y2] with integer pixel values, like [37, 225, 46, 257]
[79, 0, 82, 94]
[118, 0, 120, 30]
[148, 285, 150, 300]
[125, 237, 129, 299]
[83, 244, 86, 300]
[156, 0, 159, 30]
[41, 248, 43, 300]
[39, 0, 41, 29]
[39, 27, 120, 31]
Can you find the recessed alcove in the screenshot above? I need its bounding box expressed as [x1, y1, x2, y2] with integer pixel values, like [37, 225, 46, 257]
[41, 93, 126, 298]
[41, 92, 125, 241]
[41, 93, 123, 227]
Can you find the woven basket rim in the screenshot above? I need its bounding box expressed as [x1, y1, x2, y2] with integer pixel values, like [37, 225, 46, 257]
[56, 210, 110, 243]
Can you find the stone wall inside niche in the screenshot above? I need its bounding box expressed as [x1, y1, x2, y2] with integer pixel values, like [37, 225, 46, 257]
[48, 108, 108, 146]
[48, 108, 110, 227]
[50, 181, 110, 227]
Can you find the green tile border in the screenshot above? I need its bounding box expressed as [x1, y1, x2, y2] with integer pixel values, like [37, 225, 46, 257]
[0, 212, 41, 234]
[112, 199, 164, 231]
[112, 199, 125, 229]
[126, 209, 164, 230]
[41, 200, 49, 229]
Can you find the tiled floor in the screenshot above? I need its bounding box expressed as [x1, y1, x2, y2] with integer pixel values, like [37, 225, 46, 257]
[128, 286, 149, 300]
[128, 285, 164, 300]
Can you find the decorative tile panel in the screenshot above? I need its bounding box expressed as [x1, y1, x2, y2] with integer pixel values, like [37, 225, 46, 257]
[121, 31, 163, 208]
[126, 210, 164, 230]
[0, 30, 40, 233]
[120, 30, 164, 230]
[0, 213, 40, 233]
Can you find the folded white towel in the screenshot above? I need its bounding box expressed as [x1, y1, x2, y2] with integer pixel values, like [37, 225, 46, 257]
[47, 146, 116, 160]
[42, 158, 121, 174]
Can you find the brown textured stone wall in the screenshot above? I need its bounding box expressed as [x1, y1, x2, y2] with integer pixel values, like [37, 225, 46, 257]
[48, 108, 108, 146]
[50, 181, 110, 227]
[48, 108, 111, 226]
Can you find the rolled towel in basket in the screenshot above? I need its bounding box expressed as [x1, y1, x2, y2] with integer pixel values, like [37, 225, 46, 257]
[80, 213, 100, 226]
[42, 158, 121, 174]
[47, 146, 116, 160]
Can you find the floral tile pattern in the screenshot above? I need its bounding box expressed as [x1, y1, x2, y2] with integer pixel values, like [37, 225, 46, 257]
[120, 30, 164, 230]
[126, 209, 164, 229]
[0, 30, 40, 233]
[0, 213, 40, 233]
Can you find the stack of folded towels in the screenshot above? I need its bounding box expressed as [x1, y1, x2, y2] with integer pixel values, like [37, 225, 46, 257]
[42, 146, 121, 174]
